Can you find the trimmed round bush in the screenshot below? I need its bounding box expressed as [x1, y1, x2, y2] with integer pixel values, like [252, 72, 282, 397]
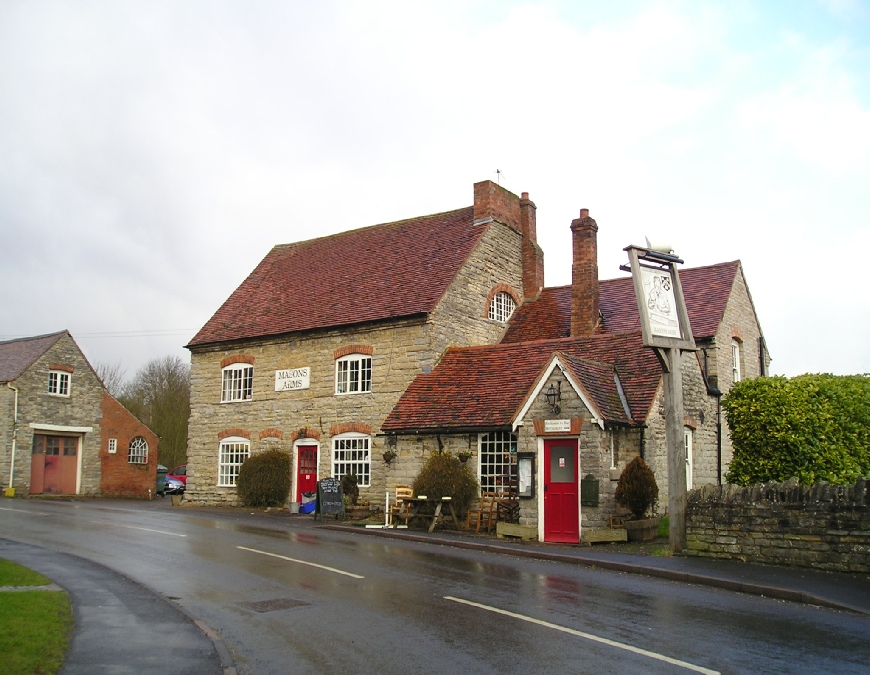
[614, 457, 659, 520]
[237, 449, 291, 508]
[411, 452, 479, 516]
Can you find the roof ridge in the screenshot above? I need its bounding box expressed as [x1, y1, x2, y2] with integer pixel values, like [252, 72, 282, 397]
[0, 330, 68, 347]
[271, 205, 474, 251]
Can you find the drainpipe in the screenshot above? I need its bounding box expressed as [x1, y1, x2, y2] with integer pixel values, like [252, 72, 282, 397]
[639, 425, 645, 460]
[716, 390, 723, 485]
[7, 383, 18, 489]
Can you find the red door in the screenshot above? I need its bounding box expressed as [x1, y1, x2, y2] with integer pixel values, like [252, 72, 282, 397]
[544, 439, 579, 543]
[30, 435, 78, 495]
[296, 446, 318, 502]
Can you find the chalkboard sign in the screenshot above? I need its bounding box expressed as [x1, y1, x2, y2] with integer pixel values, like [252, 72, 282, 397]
[316, 477, 344, 520]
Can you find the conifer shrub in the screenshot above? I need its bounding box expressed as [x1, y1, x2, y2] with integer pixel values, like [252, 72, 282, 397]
[237, 449, 291, 508]
[411, 452, 479, 516]
[614, 457, 659, 520]
[724, 374, 870, 485]
[341, 472, 359, 506]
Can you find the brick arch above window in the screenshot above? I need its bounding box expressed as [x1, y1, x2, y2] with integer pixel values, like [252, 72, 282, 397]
[218, 428, 251, 440]
[731, 327, 744, 342]
[333, 344, 373, 360]
[220, 354, 255, 368]
[329, 422, 372, 437]
[49, 363, 75, 373]
[259, 428, 283, 440]
[485, 284, 521, 321]
[290, 427, 321, 442]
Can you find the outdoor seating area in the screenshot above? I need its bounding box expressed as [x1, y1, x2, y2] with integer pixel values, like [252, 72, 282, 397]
[388, 484, 521, 534]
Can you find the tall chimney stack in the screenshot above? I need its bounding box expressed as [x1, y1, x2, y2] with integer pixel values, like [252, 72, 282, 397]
[570, 208, 599, 336]
[519, 192, 545, 298]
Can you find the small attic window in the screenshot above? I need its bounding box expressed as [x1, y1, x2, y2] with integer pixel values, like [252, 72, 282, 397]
[489, 292, 516, 323]
[48, 370, 70, 397]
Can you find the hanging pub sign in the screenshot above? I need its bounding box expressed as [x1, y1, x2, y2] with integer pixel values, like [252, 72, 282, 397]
[275, 367, 310, 392]
[623, 245, 696, 351]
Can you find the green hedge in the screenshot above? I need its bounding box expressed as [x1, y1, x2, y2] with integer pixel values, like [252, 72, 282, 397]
[237, 449, 292, 507]
[724, 374, 870, 485]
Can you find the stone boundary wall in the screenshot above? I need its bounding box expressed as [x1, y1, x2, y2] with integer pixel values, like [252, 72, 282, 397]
[685, 478, 870, 573]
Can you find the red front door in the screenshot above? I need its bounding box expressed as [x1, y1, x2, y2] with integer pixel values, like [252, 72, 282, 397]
[544, 439, 579, 543]
[296, 445, 318, 502]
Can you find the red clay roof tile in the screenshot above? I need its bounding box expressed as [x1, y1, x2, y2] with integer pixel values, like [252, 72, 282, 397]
[188, 206, 483, 347]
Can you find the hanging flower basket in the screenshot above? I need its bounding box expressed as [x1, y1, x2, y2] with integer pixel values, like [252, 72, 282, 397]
[382, 450, 397, 463]
[457, 452, 472, 463]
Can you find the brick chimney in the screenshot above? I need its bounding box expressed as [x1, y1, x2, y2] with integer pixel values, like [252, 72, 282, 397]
[473, 180, 521, 232]
[519, 192, 545, 298]
[570, 208, 599, 336]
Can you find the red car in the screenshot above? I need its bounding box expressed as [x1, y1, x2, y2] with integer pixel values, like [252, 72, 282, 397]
[167, 464, 187, 485]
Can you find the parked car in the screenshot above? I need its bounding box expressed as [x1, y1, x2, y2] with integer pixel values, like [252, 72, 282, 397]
[156, 464, 168, 496]
[167, 464, 187, 485]
[164, 475, 185, 496]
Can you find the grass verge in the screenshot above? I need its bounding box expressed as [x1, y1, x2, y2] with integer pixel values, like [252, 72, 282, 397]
[0, 559, 73, 675]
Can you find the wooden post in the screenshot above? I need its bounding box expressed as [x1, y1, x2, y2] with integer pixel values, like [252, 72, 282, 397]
[663, 347, 687, 552]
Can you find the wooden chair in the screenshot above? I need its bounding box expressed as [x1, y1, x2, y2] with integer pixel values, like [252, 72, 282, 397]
[610, 506, 632, 529]
[496, 486, 520, 524]
[466, 493, 497, 533]
[389, 485, 414, 526]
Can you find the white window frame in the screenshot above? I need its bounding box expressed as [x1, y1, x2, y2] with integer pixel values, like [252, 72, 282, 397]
[478, 431, 518, 494]
[684, 427, 694, 491]
[731, 339, 742, 383]
[128, 436, 148, 464]
[48, 370, 70, 397]
[108, 438, 117, 455]
[221, 364, 253, 402]
[218, 436, 250, 487]
[335, 354, 372, 395]
[488, 292, 516, 323]
[331, 433, 371, 487]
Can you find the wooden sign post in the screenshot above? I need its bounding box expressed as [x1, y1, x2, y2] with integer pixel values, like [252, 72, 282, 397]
[624, 245, 696, 552]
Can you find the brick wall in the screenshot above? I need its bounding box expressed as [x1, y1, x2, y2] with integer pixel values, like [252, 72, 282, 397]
[685, 478, 870, 573]
[99, 392, 159, 498]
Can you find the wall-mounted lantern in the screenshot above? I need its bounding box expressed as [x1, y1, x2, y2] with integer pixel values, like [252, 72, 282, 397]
[544, 381, 562, 415]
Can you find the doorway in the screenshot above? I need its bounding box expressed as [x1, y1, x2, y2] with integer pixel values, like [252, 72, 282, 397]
[543, 439, 579, 543]
[30, 435, 78, 495]
[296, 445, 318, 502]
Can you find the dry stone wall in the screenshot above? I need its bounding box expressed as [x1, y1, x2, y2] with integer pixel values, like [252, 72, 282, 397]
[685, 478, 870, 573]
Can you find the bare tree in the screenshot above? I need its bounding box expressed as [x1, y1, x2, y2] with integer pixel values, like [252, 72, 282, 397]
[119, 356, 190, 470]
[95, 361, 126, 398]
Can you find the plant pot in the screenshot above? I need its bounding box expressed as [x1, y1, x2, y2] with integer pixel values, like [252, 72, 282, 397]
[289, 502, 299, 514]
[624, 517, 659, 542]
[458, 455, 471, 463]
[170, 494, 183, 507]
[382, 453, 396, 463]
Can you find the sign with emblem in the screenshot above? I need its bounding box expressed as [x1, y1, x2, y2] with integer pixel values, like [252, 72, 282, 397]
[275, 367, 310, 392]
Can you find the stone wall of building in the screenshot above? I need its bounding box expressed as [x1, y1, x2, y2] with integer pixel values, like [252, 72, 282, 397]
[7, 334, 104, 495]
[685, 478, 870, 573]
[186, 220, 526, 507]
[99, 392, 160, 499]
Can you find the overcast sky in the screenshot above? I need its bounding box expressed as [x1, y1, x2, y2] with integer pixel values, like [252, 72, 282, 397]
[1, 0, 868, 381]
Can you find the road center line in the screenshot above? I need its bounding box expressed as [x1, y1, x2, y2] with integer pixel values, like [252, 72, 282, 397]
[0, 507, 50, 515]
[91, 520, 187, 537]
[237, 546, 364, 579]
[444, 596, 720, 675]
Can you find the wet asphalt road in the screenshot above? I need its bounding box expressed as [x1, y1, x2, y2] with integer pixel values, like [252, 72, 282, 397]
[1, 499, 868, 675]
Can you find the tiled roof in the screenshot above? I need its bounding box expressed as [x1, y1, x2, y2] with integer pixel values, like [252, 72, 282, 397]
[188, 206, 484, 347]
[382, 332, 660, 432]
[0, 331, 66, 382]
[502, 261, 740, 343]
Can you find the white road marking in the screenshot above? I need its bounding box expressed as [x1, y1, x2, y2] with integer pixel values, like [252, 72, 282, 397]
[0, 507, 50, 515]
[91, 520, 187, 537]
[444, 596, 720, 675]
[237, 546, 364, 579]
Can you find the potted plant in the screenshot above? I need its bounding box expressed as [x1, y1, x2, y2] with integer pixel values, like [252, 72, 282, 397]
[614, 457, 660, 542]
[382, 449, 397, 463]
[457, 451, 472, 463]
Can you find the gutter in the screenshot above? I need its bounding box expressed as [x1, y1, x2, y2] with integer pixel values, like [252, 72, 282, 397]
[6, 383, 18, 490]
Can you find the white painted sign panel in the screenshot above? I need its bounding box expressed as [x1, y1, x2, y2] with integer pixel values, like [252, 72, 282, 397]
[275, 367, 310, 392]
[639, 265, 681, 339]
[544, 419, 571, 433]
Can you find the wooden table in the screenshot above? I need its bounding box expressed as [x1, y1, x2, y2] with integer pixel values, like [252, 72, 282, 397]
[391, 497, 460, 533]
